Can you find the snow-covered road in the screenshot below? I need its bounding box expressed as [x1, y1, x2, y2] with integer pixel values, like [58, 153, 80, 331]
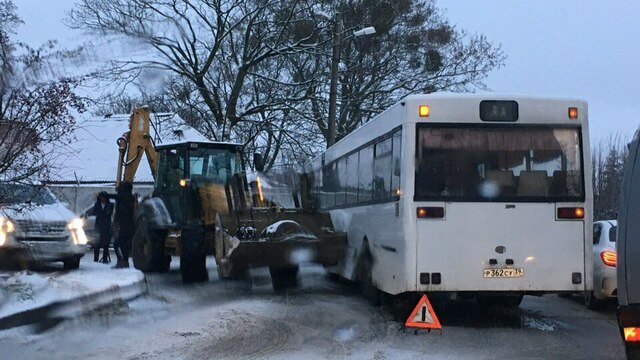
[0, 253, 145, 327]
[0, 261, 626, 359]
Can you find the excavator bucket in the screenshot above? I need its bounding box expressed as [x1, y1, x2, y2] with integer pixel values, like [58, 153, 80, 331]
[214, 214, 347, 279]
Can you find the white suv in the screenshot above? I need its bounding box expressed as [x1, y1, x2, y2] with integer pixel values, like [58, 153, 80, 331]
[0, 184, 87, 269]
[586, 220, 617, 309]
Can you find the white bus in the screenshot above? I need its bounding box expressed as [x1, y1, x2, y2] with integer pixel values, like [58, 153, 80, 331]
[307, 94, 592, 306]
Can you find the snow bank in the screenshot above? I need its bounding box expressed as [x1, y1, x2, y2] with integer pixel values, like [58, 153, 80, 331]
[0, 258, 144, 321]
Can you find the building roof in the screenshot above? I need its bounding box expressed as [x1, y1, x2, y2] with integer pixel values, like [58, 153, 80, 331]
[48, 112, 209, 184]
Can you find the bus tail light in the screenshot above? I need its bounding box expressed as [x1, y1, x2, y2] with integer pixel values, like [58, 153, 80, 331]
[557, 207, 584, 219]
[624, 327, 640, 342]
[600, 250, 617, 267]
[417, 207, 444, 219]
[568, 107, 578, 119]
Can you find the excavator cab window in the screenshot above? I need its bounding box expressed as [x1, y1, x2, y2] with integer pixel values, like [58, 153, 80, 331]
[155, 148, 187, 222]
[155, 144, 242, 224]
[187, 148, 241, 187]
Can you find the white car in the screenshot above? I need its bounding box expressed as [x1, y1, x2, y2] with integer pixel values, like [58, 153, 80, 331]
[586, 220, 618, 309]
[0, 184, 87, 269]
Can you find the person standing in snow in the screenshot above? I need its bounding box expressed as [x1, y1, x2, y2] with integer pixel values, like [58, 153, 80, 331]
[92, 191, 113, 263]
[113, 181, 135, 268]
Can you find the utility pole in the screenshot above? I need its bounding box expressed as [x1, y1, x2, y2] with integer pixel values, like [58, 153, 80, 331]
[327, 12, 341, 148]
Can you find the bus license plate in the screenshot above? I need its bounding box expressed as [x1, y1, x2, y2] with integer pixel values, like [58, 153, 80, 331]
[483, 268, 524, 278]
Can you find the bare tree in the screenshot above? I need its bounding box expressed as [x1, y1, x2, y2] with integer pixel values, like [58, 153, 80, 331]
[67, 0, 504, 170]
[67, 0, 326, 143]
[0, 0, 85, 184]
[592, 133, 628, 220]
[287, 0, 506, 143]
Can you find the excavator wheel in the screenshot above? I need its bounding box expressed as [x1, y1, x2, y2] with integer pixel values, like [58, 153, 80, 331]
[180, 220, 208, 284]
[132, 216, 170, 273]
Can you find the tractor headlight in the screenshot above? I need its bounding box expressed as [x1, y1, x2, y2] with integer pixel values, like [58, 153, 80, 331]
[67, 218, 88, 245]
[0, 217, 15, 246]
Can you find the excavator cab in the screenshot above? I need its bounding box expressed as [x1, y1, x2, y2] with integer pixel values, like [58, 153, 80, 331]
[154, 142, 244, 226]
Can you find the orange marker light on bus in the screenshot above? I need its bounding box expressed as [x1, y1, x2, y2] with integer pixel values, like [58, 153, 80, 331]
[568, 107, 578, 119]
[557, 207, 585, 219]
[419, 105, 430, 117]
[417, 207, 444, 219]
[624, 327, 640, 342]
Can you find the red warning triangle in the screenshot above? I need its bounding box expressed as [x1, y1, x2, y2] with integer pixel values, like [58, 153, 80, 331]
[405, 294, 441, 329]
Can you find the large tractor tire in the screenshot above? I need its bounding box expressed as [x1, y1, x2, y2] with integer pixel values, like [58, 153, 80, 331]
[180, 221, 208, 284]
[270, 265, 299, 292]
[132, 216, 170, 273]
[261, 221, 306, 292]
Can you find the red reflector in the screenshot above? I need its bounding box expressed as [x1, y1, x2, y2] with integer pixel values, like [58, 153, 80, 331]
[557, 207, 584, 219]
[417, 207, 444, 219]
[600, 250, 617, 267]
[624, 327, 640, 342]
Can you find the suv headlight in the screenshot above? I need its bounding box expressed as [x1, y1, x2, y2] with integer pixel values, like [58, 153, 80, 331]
[67, 218, 88, 245]
[0, 217, 15, 246]
[67, 218, 84, 230]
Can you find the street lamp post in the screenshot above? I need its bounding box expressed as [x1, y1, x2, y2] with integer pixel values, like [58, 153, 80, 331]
[327, 14, 342, 148]
[325, 16, 376, 148]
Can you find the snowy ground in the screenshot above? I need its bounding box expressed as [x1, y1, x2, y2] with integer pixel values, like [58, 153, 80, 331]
[0, 252, 145, 325]
[0, 262, 626, 359]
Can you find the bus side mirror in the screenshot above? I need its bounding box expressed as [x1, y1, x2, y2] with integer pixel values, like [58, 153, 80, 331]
[253, 153, 265, 172]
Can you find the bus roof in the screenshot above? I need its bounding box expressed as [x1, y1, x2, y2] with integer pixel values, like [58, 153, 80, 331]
[313, 93, 588, 168]
[402, 93, 585, 103]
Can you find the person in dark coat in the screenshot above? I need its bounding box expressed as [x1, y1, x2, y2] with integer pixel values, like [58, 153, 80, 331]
[114, 181, 135, 268]
[92, 191, 114, 263]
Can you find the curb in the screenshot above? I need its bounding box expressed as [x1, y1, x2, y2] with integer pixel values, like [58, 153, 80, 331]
[0, 276, 147, 332]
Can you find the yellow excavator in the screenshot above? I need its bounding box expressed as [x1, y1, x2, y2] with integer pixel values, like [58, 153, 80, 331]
[114, 107, 345, 286]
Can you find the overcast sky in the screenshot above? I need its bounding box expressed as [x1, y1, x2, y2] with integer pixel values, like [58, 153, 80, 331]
[12, 0, 640, 144]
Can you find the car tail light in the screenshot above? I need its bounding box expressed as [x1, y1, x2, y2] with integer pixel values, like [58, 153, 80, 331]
[624, 327, 640, 342]
[417, 207, 444, 219]
[557, 207, 584, 219]
[600, 250, 617, 267]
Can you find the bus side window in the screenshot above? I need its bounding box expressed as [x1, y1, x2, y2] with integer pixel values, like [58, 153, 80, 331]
[346, 152, 359, 205]
[391, 130, 402, 197]
[373, 138, 392, 200]
[358, 145, 374, 203]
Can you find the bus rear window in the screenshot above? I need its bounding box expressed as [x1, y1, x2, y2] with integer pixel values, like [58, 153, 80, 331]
[415, 125, 584, 202]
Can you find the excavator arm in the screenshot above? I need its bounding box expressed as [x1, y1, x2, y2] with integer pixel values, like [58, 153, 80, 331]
[115, 107, 159, 186]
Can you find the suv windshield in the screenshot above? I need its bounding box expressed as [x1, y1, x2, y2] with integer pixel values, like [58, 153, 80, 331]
[415, 125, 584, 202]
[0, 184, 58, 205]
